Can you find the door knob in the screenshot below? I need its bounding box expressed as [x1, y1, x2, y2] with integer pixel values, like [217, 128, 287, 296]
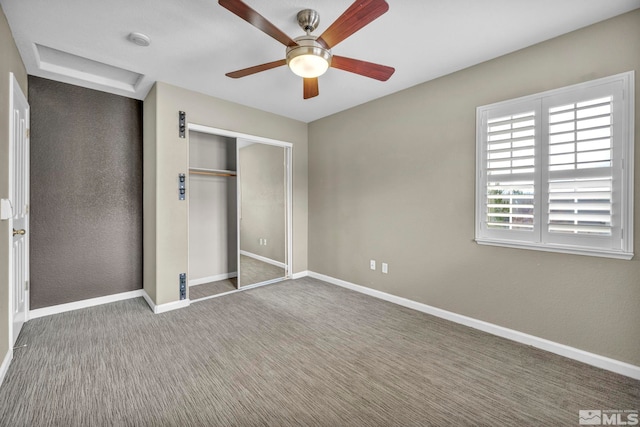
[13, 228, 25, 236]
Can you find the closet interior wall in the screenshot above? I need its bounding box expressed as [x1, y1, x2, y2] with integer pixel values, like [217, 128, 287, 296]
[188, 131, 237, 287]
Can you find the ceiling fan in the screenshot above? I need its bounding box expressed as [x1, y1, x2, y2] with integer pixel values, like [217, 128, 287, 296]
[219, 0, 395, 99]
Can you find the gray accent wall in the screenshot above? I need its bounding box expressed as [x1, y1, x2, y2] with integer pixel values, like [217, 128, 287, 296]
[28, 76, 143, 309]
[308, 10, 640, 366]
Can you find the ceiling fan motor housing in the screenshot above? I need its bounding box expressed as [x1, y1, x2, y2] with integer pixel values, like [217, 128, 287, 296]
[297, 9, 320, 33]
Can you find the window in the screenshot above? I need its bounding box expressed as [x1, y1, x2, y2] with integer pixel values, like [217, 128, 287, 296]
[475, 72, 634, 259]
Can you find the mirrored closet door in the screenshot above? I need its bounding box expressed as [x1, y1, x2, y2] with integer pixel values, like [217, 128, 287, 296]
[238, 141, 288, 287]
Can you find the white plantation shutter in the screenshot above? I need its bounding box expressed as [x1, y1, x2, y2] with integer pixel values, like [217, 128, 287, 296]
[476, 72, 634, 259]
[547, 96, 614, 238]
[485, 111, 536, 233]
[478, 100, 540, 242]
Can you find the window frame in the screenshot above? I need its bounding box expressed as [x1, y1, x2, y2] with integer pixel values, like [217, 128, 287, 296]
[475, 72, 634, 260]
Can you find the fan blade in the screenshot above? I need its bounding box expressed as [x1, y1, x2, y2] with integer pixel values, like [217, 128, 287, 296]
[225, 59, 287, 78]
[219, 0, 298, 47]
[316, 0, 389, 49]
[303, 78, 319, 99]
[331, 55, 394, 81]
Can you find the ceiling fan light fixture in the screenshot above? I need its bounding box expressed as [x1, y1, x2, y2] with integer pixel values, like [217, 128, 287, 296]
[286, 36, 332, 78]
[288, 52, 329, 78]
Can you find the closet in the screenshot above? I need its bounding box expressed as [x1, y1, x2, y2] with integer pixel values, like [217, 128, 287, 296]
[188, 131, 238, 299]
[187, 125, 292, 301]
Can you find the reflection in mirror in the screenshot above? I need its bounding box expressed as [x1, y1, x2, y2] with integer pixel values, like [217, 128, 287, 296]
[239, 142, 287, 287]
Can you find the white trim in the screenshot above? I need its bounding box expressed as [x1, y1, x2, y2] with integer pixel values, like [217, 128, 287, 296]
[190, 289, 238, 302]
[291, 270, 309, 280]
[285, 145, 293, 278]
[8, 72, 30, 350]
[142, 290, 190, 314]
[622, 72, 635, 255]
[188, 123, 293, 148]
[189, 272, 237, 287]
[7, 73, 15, 350]
[240, 276, 285, 290]
[475, 238, 634, 260]
[29, 290, 144, 319]
[0, 349, 12, 388]
[240, 250, 286, 268]
[154, 299, 190, 314]
[307, 271, 640, 380]
[141, 290, 156, 312]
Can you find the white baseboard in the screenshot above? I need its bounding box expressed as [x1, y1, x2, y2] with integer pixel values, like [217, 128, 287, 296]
[240, 250, 286, 269]
[291, 270, 309, 280]
[142, 290, 190, 314]
[307, 271, 640, 381]
[29, 289, 144, 319]
[0, 349, 12, 388]
[189, 272, 237, 287]
[141, 290, 156, 312]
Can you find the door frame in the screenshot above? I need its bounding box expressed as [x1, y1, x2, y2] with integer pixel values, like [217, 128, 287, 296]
[8, 72, 30, 348]
[187, 123, 293, 289]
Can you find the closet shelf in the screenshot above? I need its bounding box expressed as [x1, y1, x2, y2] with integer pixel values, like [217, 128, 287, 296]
[189, 167, 237, 177]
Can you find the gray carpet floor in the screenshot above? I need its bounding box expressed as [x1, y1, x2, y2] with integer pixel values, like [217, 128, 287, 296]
[0, 277, 638, 426]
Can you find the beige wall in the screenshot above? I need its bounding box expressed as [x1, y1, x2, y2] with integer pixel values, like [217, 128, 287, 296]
[239, 143, 286, 263]
[144, 82, 308, 305]
[308, 10, 640, 366]
[0, 5, 27, 368]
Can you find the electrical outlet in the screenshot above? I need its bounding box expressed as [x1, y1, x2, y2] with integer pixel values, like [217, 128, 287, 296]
[382, 263, 388, 274]
[370, 260, 376, 270]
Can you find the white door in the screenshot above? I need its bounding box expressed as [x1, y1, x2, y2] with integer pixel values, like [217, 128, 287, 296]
[9, 73, 29, 346]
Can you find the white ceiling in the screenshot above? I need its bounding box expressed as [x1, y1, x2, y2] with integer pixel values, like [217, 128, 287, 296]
[2, 0, 639, 123]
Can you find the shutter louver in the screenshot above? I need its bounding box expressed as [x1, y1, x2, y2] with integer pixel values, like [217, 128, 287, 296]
[547, 97, 613, 236]
[485, 112, 535, 230]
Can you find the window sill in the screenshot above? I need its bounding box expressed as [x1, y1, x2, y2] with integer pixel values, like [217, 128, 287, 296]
[475, 238, 633, 260]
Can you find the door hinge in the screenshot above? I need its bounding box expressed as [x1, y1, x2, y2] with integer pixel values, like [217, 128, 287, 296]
[25, 281, 29, 291]
[26, 128, 30, 139]
[179, 111, 186, 138]
[178, 173, 186, 200]
[179, 273, 186, 300]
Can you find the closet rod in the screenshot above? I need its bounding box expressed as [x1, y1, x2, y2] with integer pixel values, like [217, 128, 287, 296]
[189, 170, 236, 177]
